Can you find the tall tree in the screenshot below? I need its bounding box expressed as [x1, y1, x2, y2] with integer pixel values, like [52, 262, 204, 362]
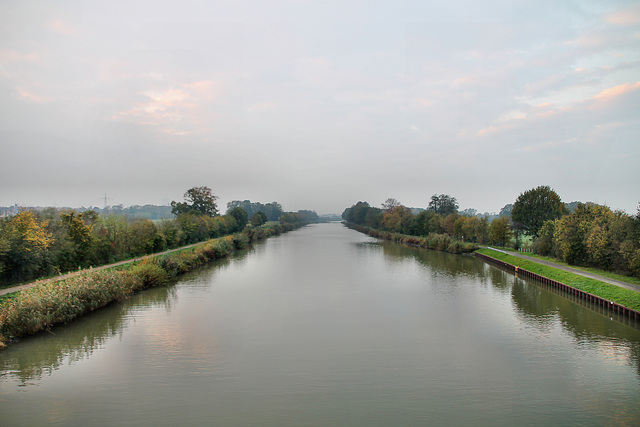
[171, 186, 219, 217]
[381, 198, 401, 212]
[428, 194, 459, 215]
[511, 186, 568, 238]
[228, 207, 249, 230]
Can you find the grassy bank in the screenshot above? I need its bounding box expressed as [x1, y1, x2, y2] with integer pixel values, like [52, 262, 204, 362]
[477, 248, 640, 311]
[0, 223, 297, 349]
[346, 223, 478, 254]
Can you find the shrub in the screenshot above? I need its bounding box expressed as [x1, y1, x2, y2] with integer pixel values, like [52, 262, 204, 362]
[130, 260, 169, 289]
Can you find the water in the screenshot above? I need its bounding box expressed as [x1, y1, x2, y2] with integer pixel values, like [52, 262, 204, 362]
[1, 223, 639, 426]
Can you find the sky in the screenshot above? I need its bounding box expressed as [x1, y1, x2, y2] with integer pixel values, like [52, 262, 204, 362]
[1, 0, 639, 215]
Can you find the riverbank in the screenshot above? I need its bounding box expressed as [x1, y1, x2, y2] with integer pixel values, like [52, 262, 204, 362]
[346, 223, 640, 315]
[477, 248, 640, 313]
[344, 223, 478, 254]
[0, 223, 300, 349]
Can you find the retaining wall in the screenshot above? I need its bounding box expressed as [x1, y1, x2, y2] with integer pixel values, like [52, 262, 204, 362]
[475, 252, 640, 321]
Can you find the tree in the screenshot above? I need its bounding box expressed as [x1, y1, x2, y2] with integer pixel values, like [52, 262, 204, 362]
[382, 205, 412, 233]
[249, 211, 267, 227]
[382, 198, 401, 212]
[228, 207, 249, 230]
[171, 186, 219, 217]
[0, 211, 53, 282]
[428, 194, 459, 215]
[489, 216, 513, 247]
[226, 200, 283, 221]
[511, 186, 568, 238]
[342, 202, 371, 225]
[499, 204, 513, 217]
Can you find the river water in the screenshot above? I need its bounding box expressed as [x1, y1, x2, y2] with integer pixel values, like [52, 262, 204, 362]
[1, 223, 639, 426]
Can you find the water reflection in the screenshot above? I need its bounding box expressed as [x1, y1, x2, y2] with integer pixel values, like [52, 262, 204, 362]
[0, 224, 639, 426]
[0, 285, 177, 385]
[509, 270, 640, 378]
[0, 249, 251, 385]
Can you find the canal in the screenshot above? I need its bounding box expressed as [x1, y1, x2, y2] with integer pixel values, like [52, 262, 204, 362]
[1, 223, 639, 425]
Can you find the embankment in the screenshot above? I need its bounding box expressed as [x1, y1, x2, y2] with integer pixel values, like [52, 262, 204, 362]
[476, 249, 640, 319]
[0, 223, 299, 349]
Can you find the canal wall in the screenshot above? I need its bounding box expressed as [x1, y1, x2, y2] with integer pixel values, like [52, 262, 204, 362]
[475, 252, 640, 321]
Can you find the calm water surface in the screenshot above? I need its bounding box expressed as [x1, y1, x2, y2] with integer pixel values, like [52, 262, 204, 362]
[1, 223, 639, 426]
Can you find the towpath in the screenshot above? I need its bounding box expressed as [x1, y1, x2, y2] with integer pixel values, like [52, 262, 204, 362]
[486, 247, 640, 293]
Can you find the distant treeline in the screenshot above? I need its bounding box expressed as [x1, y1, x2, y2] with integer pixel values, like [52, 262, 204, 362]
[342, 200, 511, 247]
[1, 205, 174, 220]
[0, 192, 319, 285]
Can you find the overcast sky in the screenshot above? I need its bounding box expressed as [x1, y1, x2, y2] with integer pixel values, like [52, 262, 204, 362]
[1, 0, 638, 215]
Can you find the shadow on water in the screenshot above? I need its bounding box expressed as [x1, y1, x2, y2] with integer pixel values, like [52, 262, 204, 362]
[0, 246, 255, 385]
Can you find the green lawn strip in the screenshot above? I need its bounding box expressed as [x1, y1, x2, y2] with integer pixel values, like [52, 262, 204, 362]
[477, 248, 640, 311]
[498, 248, 640, 288]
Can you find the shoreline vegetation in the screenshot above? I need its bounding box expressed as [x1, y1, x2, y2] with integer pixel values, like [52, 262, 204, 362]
[346, 221, 640, 313]
[345, 223, 478, 254]
[0, 222, 302, 349]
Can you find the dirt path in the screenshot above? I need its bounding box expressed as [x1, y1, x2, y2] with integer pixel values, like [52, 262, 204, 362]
[0, 241, 206, 297]
[486, 247, 640, 293]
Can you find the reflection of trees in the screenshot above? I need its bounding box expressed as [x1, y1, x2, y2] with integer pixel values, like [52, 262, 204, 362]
[1, 285, 181, 384]
[379, 241, 486, 278]
[0, 245, 257, 384]
[0, 280, 179, 384]
[510, 275, 640, 377]
[0, 300, 129, 384]
[379, 238, 640, 378]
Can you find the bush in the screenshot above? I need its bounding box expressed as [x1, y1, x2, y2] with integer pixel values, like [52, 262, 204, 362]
[130, 260, 169, 289]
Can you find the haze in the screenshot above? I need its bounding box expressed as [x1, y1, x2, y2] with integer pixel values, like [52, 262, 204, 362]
[1, 0, 638, 215]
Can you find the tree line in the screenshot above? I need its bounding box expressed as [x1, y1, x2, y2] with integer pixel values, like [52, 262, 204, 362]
[342, 194, 511, 247]
[343, 187, 640, 278]
[0, 186, 319, 285]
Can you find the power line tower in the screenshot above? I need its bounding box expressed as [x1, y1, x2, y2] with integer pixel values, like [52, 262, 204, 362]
[101, 193, 113, 209]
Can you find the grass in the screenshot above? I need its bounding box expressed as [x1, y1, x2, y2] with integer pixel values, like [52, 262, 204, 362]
[477, 248, 640, 311]
[494, 247, 640, 288]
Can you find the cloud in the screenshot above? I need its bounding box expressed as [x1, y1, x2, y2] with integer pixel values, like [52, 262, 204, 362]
[592, 81, 640, 101]
[112, 80, 222, 135]
[47, 20, 78, 35]
[15, 87, 50, 103]
[0, 49, 40, 64]
[606, 5, 640, 26]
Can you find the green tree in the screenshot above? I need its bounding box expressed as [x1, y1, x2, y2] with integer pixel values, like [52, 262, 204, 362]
[171, 186, 219, 217]
[342, 202, 371, 225]
[249, 211, 268, 227]
[60, 211, 94, 268]
[228, 207, 249, 230]
[511, 186, 568, 238]
[489, 216, 513, 247]
[428, 194, 459, 215]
